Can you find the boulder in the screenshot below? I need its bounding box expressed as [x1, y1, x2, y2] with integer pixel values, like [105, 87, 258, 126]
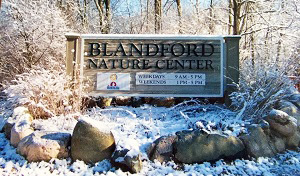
[3, 121, 14, 139]
[10, 119, 34, 147]
[71, 117, 116, 163]
[286, 131, 300, 149]
[147, 135, 178, 163]
[112, 149, 143, 173]
[174, 130, 245, 164]
[288, 94, 300, 107]
[11, 107, 33, 122]
[239, 126, 285, 158]
[5, 106, 34, 140]
[265, 109, 297, 137]
[276, 100, 300, 123]
[17, 131, 71, 162]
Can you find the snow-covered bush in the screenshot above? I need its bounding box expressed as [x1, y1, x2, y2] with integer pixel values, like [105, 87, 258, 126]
[230, 59, 298, 121]
[0, 0, 68, 84]
[3, 68, 87, 119]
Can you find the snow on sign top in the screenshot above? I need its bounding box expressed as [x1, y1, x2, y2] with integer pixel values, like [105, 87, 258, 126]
[65, 34, 241, 98]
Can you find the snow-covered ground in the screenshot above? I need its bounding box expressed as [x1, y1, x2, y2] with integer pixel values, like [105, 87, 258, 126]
[1, 100, 300, 175]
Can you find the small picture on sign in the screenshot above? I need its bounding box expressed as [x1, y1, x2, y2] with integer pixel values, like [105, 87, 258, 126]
[96, 73, 130, 91]
[107, 74, 119, 90]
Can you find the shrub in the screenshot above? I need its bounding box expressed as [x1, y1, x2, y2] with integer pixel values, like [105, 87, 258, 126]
[0, 0, 67, 84]
[230, 59, 299, 121]
[4, 67, 87, 119]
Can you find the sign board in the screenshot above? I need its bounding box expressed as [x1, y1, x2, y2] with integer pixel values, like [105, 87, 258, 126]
[65, 34, 240, 97]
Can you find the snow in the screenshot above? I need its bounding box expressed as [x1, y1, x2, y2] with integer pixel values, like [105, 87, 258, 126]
[14, 120, 31, 133]
[7, 107, 32, 123]
[79, 116, 112, 134]
[269, 109, 298, 125]
[1, 101, 300, 175]
[269, 109, 289, 117]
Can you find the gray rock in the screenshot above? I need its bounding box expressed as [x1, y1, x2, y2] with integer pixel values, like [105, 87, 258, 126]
[288, 94, 300, 107]
[71, 118, 116, 163]
[174, 130, 245, 164]
[4, 106, 34, 140]
[147, 135, 178, 163]
[112, 149, 143, 173]
[17, 131, 71, 162]
[239, 126, 285, 158]
[286, 131, 300, 149]
[10, 119, 34, 147]
[3, 121, 14, 139]
[11, 107, 33, 122]
[265, 109, 297, 137]
[276, 100, 300, 123]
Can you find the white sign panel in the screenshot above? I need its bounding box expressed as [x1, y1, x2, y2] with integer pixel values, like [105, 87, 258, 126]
[97, 73, 130, 91]
[136, 73, 206, 86]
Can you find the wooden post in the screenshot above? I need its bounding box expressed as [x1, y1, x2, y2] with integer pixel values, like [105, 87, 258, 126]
[224, 36, 241, 107]
[65, 33, 81, 79]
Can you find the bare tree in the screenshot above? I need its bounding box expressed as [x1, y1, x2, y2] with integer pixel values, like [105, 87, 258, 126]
[154, 0, 162, 33]
[94, 0, 111, 34]
[228, 0, 255, 35]
[175, 0, 183, 34]
[208, 0, 214, 34]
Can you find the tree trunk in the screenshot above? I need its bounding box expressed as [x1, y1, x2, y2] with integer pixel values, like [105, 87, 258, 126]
[94, 0, 110, 34]
[209, 0, 214, 34]
[232, 0, 241, 35]
[154, 0, 162, 34]
[94, 0, 104, 33]
[195, 0, 201, 34]
[146, 0, 150, 32]
[228, 0, 232, 34]
[176, 0, 183, 34]
[104, 0, 111, 34]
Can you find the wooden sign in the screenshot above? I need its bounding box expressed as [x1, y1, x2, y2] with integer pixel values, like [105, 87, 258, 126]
[65, 34, 240, 97]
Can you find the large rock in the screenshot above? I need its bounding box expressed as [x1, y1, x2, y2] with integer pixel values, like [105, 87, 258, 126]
[288, 94, 300, 107]
[10, 119, 34, 147]
[286, 131, 300, 149]
[17, 131, 71, 162]
[11, 107, 33, 122]
[147, 135, 178, 163]
[71, 117, 116, 163]
[3, 121, 14, 139]
[276, 100, 300, 123]
[265, 109, 297, 137]
[112, 149, 143, 173]
[174, 130, 245, 164]
[239, 126, 286, 158]
[4, 106, 34, 140]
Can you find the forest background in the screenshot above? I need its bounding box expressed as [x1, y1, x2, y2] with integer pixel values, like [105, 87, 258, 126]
[0, 0, 299, 118]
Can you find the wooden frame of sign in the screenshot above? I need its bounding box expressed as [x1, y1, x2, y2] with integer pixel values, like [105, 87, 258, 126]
[65, 34, 240, 98]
